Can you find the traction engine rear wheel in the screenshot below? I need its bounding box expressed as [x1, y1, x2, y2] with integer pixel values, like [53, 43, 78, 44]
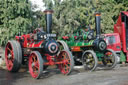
[28, 51, 43, 79]
[82, 50, 98, 71]
[57, 50, 74, 75]
[5, 40, 22, 72]
[102, 49, 117, 70]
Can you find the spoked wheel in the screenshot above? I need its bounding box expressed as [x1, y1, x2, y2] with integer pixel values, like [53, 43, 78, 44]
[29, 51, 43, 79]
[5, 40, 22, 72]
[57, 50, 74, 75]
[102, 49, 117, 70]
[82, 50, 98, 71]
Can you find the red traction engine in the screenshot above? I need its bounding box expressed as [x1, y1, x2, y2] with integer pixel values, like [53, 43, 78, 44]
[5, 10, 74, 79]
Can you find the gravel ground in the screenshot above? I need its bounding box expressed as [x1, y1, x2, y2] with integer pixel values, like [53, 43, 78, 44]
[0, 65, 128, 85]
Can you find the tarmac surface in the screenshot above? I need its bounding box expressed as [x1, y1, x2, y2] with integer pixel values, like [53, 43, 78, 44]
[0, 65, 128, 85]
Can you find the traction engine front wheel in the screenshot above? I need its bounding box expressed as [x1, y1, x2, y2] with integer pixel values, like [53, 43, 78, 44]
[57, 50, 74, 75]
[28, 51, 43, 79]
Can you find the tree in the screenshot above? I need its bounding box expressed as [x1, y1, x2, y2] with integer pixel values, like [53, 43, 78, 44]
[0, 0, 33, 46]
[43, 0, 81, 37]
[42, 0, 128, 37]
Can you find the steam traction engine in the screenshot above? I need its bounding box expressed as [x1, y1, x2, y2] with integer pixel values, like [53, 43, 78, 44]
[5, 10, 74, 79]
[61, 12, 117, 71]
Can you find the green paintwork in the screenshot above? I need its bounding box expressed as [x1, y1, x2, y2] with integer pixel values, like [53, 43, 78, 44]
[96, 51, 104, 61]
[62, 29, 94, 47]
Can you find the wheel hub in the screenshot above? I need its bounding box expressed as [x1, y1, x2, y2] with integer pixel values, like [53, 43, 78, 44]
[86, 59, 91, 63]
[99, 41, 106, 51]
[32, 62, 35, 67]
[8, 54, 12, 59]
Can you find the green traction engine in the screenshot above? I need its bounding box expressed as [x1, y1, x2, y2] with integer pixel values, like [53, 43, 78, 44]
[61, 12, 117, 71]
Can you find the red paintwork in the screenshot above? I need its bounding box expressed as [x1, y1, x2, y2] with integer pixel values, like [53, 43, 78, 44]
[15, 34, 44, 48]
[103, 33, 121, 53]
[62, 36, 69, 40]
[15, 28, 45, 48]
[44, 53, 69, 66]
[71, 46, 81, 52]
[15, 34, 31, 47]
[74, 36, 78, 40]
[113, 11, 128, 62]
[29, 41, 44, 48]
[45, 54, 56, 65]
[114, 12, 128, 52]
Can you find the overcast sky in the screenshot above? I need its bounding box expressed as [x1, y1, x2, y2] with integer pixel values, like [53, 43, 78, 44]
[29, 0, 45, 11]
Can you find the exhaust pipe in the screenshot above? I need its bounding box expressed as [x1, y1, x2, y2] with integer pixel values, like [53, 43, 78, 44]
[95, 12, 101, 38]
[44, 9, 53, 34]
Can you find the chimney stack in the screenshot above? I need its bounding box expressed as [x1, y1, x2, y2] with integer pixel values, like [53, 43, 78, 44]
[44, 9, 53, 34]
[95, 12, 101, 38]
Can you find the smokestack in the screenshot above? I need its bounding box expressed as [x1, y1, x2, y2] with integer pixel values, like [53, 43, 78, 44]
[95, 12, 101, 38]
[44, 9, 54, 34]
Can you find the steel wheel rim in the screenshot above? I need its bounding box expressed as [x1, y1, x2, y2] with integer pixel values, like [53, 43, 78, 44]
[58, 51, 71, 74]
[83, 52, 95, 70]
[5, 42, 14, 71]
[29, 53, 40, 78]
[104, 51, 115, 67]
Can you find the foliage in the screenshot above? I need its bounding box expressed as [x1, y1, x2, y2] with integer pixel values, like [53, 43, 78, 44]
[32, 11, 46, 31]
[43, 0, 128, 38]
[0, 0, 33, 46]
